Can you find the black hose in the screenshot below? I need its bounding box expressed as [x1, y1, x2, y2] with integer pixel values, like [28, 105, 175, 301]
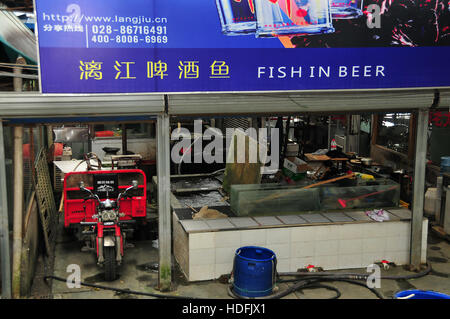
[278, 262, 432, 280]
[228, 278, 343, 299]
[45, 262, 432, 300]
[228, 277, 379, 299]
[331, 279, 384, 299]
[271, 280, 343, 299]
[299, 283, 342, 299]
[44, 275, 197, 299]
[298, 277, 385, 299]
[228, 263, 432, 300]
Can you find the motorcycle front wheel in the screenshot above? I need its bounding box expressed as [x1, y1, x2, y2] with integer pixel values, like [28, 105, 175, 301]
[104, 246, 117, 281]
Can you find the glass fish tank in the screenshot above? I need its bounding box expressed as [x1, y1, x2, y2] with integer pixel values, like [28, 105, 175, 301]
[230, 179, 400, 216]
[230, 182, 321, 216]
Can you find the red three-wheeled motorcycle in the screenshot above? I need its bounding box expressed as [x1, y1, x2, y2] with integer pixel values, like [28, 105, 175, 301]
[63, 169, 147, 280]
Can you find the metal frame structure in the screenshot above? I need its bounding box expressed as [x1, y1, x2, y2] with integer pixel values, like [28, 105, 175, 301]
[410, 108, 429, 268]
[156, 113, 172, 291]
[0, 93, 166, 297]
[0, 93, 164, 117]
[0, 89, 449, 297]
[0, 119, 12, 298]
[167, 90, 442, 115]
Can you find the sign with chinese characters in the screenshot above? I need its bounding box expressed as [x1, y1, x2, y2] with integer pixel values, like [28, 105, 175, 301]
[35, 0, 450, 94]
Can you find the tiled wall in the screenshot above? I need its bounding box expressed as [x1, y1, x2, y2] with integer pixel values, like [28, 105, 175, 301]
[186, 219, 428, 282]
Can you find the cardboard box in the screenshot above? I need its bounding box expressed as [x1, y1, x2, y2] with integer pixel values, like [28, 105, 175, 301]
[282, 157, 310, 180]
[284, 157, 309, 173]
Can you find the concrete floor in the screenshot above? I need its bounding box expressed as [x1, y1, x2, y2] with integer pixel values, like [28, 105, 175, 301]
[43, 219, 450, 299]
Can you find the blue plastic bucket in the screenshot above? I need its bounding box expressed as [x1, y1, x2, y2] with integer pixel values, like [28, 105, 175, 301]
[441, 156, 450, 174]
[395, 289, 450, 299]
[233, 246, 276, 298]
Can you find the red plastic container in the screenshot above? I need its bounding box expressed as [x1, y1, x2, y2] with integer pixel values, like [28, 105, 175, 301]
[95, 131, 115, 137]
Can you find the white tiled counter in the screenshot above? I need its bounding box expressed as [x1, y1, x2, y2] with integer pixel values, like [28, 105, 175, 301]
[172, 209, 428, 282]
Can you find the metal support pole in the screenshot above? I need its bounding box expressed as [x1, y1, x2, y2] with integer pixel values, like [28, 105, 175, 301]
[352, 115, 361, 155]
[435, 176, 443, 225]
[410, 108, 428, 269]
[157, 112, 172, 291]
[12, 60, 24, 298]
[327, 116, 332, 148]
[121, 123, 127, 155]
[444, 186, 450, 234]
[345, 115, 351, 153]
[0, 120, 12, 298]
[12, 126, 23, 298]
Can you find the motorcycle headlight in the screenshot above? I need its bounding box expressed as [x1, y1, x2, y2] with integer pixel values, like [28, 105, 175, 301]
[101, 210, 117, 221]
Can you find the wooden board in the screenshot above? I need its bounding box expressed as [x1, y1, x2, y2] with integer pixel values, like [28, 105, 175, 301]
[304, 153, 330, 161]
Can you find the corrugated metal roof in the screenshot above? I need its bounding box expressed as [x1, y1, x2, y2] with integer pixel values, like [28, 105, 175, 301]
[0, 5, 37, 64]
[167, 90, 441, 115]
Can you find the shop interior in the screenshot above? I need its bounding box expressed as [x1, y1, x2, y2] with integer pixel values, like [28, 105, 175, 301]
[2, 108, 449, 298]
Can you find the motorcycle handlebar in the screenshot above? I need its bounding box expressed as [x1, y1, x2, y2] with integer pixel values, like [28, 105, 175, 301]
[80, 186, 101, 203]
[79, 180, 138, 208]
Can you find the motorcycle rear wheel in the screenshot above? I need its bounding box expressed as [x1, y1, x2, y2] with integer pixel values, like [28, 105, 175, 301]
[104, 246, 117, 281]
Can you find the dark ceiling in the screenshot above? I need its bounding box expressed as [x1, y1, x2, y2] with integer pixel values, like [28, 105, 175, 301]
[1, 0, 33, 11]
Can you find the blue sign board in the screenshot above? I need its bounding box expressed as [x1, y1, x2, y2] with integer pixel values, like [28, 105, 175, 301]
[35, 0, 450, 94]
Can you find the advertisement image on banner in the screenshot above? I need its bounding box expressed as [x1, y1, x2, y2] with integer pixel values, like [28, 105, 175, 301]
[35, 0, 450, 94]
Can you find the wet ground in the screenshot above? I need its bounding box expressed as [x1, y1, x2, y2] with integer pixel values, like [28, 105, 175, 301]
[175, 191, 229, 209]
[171, 177, 222, 192]
[29, 217, 450, 299]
